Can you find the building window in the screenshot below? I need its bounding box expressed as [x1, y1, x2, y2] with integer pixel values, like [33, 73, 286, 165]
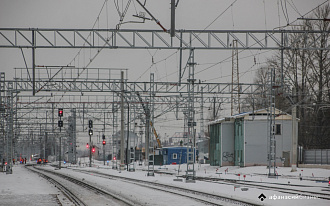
[173, 153, 177, 159]
[275, 124, 281, 135]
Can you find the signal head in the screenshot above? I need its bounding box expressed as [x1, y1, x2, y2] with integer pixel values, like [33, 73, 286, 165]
[58, 108, 63, 117]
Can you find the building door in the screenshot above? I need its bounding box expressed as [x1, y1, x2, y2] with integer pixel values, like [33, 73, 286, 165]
[210, 124, 221, 166]
[234, 118, 244, 166]
[282, 151, 290, 167]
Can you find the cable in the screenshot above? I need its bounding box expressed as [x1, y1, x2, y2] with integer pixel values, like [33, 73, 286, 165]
[203, 0, 238, 31]
[277, 0, 282, 28]
[188, 0, 330, 82]
[280, 0, 290, 25]
[134, 50, 179, 81]
[288, 0, 302, 17]
[137, 0, 238, 82]
[20, 48, 31, 81]
[274, 0, 329, 30]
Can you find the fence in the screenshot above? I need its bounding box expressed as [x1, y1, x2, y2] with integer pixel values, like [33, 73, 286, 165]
[303, 149, 330, 164]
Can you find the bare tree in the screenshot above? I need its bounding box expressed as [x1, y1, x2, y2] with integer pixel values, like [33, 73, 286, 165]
[250, 3, 330, 149]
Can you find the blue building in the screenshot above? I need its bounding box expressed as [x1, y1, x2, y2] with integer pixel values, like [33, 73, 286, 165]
[161, 147, 198, 165]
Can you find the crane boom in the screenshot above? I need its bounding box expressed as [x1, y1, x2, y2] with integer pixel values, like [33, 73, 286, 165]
[150, 121, 162, 148]
[136, 92, 162, 148]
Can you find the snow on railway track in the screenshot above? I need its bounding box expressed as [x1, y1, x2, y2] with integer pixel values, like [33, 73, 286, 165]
[27, 165, 138, 206]
[72, 169, 260, 206]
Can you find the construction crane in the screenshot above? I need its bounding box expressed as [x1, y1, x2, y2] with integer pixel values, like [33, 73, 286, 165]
[136, 92, 162, 148]
[150, 121, 162, 148]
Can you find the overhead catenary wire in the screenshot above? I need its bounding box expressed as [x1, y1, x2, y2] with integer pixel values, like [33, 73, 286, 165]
[185, 0, 330, 83]
[280, 0, 290, 25]
[274, 0, 329, 30]
[288, 0, 303, 17]
[134, 0, 238, 82]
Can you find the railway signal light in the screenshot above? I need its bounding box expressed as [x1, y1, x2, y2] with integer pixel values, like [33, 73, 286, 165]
[113, 156, 116, 160]
[88, 129, 93, 136]
[58, 120, 63, 127]
[58, 108, 63, 117]
[102, 140, 106, 145]
[86, 143, 89, 149]
[102, 134, 105, 140]
[92, 146, 95, 153]
[88, 120, 93, 128]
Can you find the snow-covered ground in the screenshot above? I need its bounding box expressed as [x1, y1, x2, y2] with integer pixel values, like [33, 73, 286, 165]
[1, 160, 329, 206]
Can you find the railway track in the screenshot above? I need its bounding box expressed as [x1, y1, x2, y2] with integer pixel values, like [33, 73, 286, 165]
[72, 169, 260, 206]
[27, 165, 139, 206]
[193, 176, 330, 201]
[153, 168, 330, 200]
[27, 166, 88, 206]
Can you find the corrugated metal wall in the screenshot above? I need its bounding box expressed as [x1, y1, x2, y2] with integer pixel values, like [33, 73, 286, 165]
[304, 149, 330, 164]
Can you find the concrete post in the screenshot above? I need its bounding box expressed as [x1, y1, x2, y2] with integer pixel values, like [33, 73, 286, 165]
[291, 106, 297, 172]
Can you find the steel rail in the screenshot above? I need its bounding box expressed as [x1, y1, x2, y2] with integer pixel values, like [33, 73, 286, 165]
[73, 169, 260, 206]
[26, 165, 88, 206]
[30, 165, 139, 206]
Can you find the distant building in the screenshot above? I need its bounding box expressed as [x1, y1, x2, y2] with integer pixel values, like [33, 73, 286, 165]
[196, 136, 209, 161]
[208, 108, 298, 167]
[168, 132, 187, 146]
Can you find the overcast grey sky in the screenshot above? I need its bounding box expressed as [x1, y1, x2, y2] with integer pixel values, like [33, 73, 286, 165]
[0, 0, 326, 82]
[0, 0, 327, 139]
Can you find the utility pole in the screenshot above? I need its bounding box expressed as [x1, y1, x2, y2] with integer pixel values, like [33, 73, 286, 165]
[170, 0, 176, 37]
[120, 71, 125, 171]
[32, 30, 36, 96]
[103, 112, 106, 166]
[126, 103, 129, 171]
[102, 134, 105, 166]
[59, 136, 61, 169]
[147, 73, 155, 176]
[58, 108, 63, 169]
[291, 106, 297, 172]
[112, 91, 118, 169]
[231, 40, 240, 116]
[186, 49, 196, 183]
[45, 111, 47, 161]
[6, 85, 13, 174]
[267, 68, 276, 176]
[88, 119, 93, 167]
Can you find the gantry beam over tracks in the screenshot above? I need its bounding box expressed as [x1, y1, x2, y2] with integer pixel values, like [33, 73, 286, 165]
[11, 79, 263, 95]
[0, 28, 328, 50]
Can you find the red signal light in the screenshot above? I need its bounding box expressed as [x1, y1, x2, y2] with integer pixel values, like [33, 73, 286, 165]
[86, 143, 89, 149]
[92, 146, 95, 153]
[113, 156, 116, 160]
[102, 140, 106, 145]
[58, 108, 63, 117]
